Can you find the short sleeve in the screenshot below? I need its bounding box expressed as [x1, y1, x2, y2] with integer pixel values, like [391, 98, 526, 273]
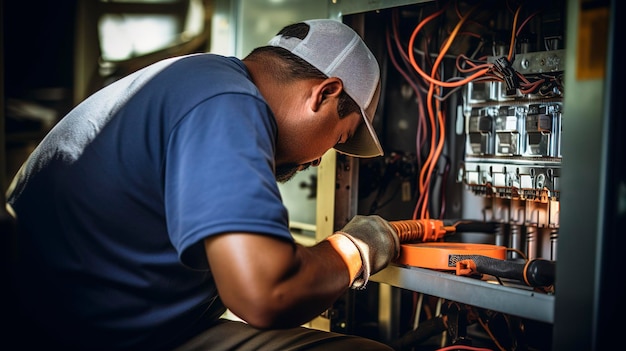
[164, 93, 292, 269]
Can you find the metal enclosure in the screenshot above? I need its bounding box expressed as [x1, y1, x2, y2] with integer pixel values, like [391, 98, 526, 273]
[319, 0, 619, 350]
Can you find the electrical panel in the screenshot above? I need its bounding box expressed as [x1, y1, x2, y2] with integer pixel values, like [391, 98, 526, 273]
[322, 0, 576, 349]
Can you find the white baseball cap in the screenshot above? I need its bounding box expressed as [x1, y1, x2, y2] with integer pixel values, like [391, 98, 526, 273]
[267, 19, 383, 158]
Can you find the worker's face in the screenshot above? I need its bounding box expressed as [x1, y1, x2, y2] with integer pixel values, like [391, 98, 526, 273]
[273, 78, 361, 183]
[275, 109, 361, 183]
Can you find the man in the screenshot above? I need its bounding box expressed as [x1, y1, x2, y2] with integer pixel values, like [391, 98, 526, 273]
[5, 19, 399, 350]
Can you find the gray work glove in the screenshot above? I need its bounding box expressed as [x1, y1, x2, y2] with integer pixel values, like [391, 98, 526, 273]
[336, 215, 400, 289]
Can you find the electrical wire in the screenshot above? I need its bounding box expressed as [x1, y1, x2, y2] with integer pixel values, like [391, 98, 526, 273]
[417, 3, 480, 220]
[390, 0, 538, 223]
[477, 317, 507, 351]
[389, 4, 477, 220]
[506, 247, 528, 261]
[408, 4, 489, 88]
[516, 10, 541, 37]
[507, 4, 523, 62]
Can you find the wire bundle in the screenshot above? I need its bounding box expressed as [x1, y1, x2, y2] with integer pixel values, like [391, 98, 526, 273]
[384, 0, 562, 221]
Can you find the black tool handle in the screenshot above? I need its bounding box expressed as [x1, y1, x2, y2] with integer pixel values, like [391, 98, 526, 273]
[457, 255, 555, 287]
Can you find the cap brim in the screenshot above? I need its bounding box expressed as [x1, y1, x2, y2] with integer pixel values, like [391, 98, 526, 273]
[334, 106, 383, 158]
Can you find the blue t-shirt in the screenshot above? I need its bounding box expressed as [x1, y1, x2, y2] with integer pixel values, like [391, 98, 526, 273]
[7, 54, 292, 350]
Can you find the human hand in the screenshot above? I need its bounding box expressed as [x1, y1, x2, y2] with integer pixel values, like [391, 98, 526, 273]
[326, 215, 400, 289]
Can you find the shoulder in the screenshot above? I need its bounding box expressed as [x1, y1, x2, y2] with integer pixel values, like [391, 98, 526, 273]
[158, 54, 259, 97]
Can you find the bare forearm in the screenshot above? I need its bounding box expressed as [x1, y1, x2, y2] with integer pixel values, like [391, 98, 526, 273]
[205, 234, 351, 329]
[251, 241, 350, 328]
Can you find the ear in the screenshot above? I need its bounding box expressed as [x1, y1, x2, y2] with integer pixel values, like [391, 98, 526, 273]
[310, 77, 343, 112]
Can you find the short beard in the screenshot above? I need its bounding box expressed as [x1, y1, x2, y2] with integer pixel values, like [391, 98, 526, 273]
[275, 163, 311, 183]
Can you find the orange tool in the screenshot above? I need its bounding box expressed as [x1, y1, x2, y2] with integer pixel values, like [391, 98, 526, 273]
[389, 219, 456, 243]
[394, 242, 507, 270]
[388, 219, 554, 288]
[389, 219, 506, 271]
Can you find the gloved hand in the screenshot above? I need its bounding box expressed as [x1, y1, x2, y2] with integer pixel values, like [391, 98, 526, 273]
[329, 215, 400, 289]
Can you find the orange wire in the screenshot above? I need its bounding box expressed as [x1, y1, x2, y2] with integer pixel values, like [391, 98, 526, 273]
[430, 4, 480, 80]
[421, 5, 480, 218]
[416, 3, 481, 219]
[421, 108, 446, 219]
[507, 4, 523, 61]
[412, 7, 445, 218]
[414, 10, 444, 219]
[410, 3, 523, 219]
[408, 4, 489, 88]
[417, 85, 438, 219]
